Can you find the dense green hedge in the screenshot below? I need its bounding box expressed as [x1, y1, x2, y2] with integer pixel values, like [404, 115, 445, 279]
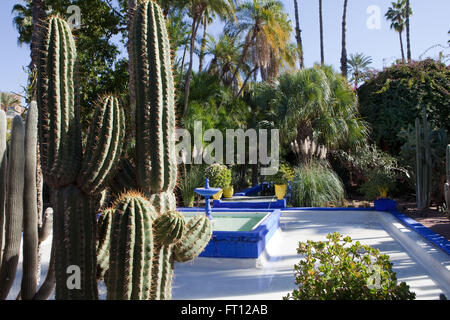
[358, 59, 450, 154]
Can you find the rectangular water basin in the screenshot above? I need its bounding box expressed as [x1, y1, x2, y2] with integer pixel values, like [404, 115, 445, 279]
[178, 208, 282, 259]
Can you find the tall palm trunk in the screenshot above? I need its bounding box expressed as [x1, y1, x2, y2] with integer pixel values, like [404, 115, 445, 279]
[198, 17, 208, 73]
[340, 0, 348, 78]
[293, 0, 304, 69]
[399, 31, 405, 63]
[406, 0, 411, 62]
[319, 0, 324, 66]
[30, 0, 46, 97]
[183, 13, 203, 117]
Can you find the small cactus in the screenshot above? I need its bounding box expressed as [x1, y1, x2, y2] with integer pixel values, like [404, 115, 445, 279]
[106, 193, 157, 300]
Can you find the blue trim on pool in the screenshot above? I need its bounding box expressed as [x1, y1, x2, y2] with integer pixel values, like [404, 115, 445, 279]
[178, 208, 282, 259]
[386, 210, 450, 255]
[212, 198, 286, 209]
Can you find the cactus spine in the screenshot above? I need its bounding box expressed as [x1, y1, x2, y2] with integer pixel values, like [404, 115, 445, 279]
[445, 145, 450, 215]
[415, 109, 432, 211]
[36, 16, 125, 299]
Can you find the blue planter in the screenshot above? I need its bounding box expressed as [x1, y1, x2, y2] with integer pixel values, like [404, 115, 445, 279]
[374, 198, 397, 211]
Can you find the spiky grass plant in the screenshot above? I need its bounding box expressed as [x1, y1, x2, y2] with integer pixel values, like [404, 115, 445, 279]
[291, 162, 345, 207]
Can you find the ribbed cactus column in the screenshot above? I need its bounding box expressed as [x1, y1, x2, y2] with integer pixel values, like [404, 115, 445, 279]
[125, 0, 212, 300]
[0, 110, 6, 270]
[36, 16, 125, 299]
[132, 0, 177, 212]
[21, 102, 39, 300]
[107, 193, 156, 300]
[445, 145, 450, 215]
[415, 109, 432, 211]
[0, 116, 25, 299]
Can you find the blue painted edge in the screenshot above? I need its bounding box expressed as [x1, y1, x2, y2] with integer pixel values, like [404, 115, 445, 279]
[234, 182, 269, 196]
[386, 209, 450, 256]
[212, 199, 286, 209]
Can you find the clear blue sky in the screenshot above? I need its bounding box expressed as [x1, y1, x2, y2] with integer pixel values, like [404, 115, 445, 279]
[1, 0, 449, 100]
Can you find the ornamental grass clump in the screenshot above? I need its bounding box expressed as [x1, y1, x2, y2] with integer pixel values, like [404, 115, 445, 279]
[291, 163, 345, 207]
[284, 232, 416, 300]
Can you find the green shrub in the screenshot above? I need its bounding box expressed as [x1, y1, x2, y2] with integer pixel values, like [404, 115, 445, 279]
[291, 163, 345, 207]
[284, 232, 416, 300]
[359, 169, 397, 200]
[358, 59, 450, 154]
[204, 163, 231, 189]
[332, 144, 410, 196]
[271, 163, 294, 185]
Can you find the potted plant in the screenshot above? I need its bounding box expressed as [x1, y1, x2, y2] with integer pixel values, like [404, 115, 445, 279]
[204, 163, 232, 200]
[360, 169, 397, 211]
[272, 163, 294, 200]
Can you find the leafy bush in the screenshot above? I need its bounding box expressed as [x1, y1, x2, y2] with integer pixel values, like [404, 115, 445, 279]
[291, 163, 345, 207]
[359, 169, 397, 200]
[332, 144, 409, 198]
[271, 163, 294, 185]
[283, 232, 416, 300]
[358, 59, 450, 154]
[204, 163, 231, 189]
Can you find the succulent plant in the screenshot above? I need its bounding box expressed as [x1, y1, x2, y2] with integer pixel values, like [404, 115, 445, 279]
[36, 16, 125, 299]
[415, 109, 432, 211]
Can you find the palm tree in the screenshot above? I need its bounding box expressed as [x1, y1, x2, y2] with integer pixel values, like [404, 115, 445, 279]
[347, 53, 372, 89]
[205, 33, 243, 87]
[262, 67, 369, 149]
[226, 0, 294, 84]
[293, 0, 304, 69]
[405, 0, 411, 62]
[385, 0, 411, 63]
[183, 0, 236, 117]
[0, 92, 21, 112]
[340, 0, 349, 78]
[319, 0, 324, 65]
[198, 10, 214, 72]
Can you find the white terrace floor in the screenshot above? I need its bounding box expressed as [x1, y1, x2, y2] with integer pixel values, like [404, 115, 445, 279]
[7, 209, 450, 300]
[170, 210, 450, 300]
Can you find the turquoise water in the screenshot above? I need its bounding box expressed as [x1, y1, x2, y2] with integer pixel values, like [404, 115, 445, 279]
[183, 213, 268, 231]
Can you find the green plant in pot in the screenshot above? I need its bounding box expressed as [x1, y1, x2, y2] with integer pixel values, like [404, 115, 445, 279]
[204, 164, 232, 199]
[272, 163, 294, 200]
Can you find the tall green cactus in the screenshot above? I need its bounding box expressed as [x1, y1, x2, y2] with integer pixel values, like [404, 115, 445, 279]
[106, 193, 157, 300]
[415, 109, 432, 211]
[36, 16, 125, 299]
[0, 109, 7, 270]
[100, 0, 212, 300]
[445, 144, 450, 215]
[0, 104, 56, 300]
[0, 115, 24, 299]
[21, 102, 39, 300]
